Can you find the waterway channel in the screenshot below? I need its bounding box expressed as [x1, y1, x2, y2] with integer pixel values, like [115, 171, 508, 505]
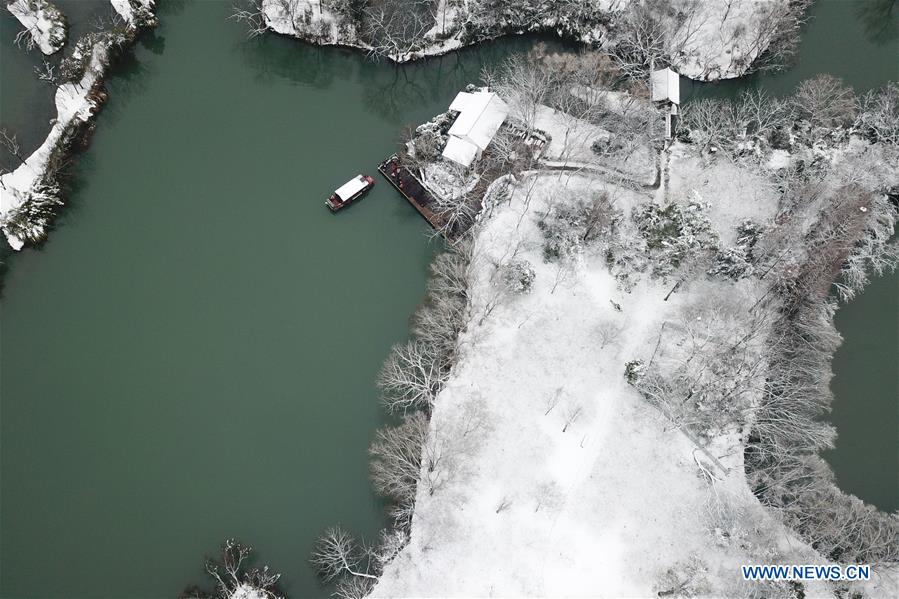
[0, 2, 548, 596]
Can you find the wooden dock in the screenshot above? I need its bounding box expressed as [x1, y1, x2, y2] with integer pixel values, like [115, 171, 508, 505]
[378, 154, 445, 236]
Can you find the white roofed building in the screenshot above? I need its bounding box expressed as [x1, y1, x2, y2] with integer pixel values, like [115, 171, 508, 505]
[441, 91, 509, 168]
[651, 68, 680, 105]
[651, 68, 680, 139]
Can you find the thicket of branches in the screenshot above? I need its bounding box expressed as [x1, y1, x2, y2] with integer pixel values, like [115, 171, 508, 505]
[234, 0, 440, 60]
[682, 78, 899, 156]
[632, 200, 719, 279]
[309, 241, 473, 596]
[181, 539, 282, 599]
[744, 183, 899, 566]
[630, 297, 768, 442]
[309, 526, 410, 599]
[608, 0, 812, 79]
[1, 21, 143, 247]
[537, 191, 620, 262]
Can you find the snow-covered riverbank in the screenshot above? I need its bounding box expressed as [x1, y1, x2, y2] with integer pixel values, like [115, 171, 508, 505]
[371, 164, 830, 597]
[0, 1, 156, 250]
[250, 0, 807, 81]
[7, 0, 67, 54]
[363, 70, 899, 596]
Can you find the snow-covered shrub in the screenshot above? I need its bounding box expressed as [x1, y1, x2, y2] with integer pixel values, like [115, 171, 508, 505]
[652, 554, 711, 598]
[501, 258, 536, 294]
[537, 192, 619, 262]
[709, 220, 763, 280]
[632, 200, 718, 278]
[1, 183, 63, 246]
[460, 0, 609, 46]
[856, 82, 899, 145]
[59, 36, 94, 82]
[590, 136, 625, 156]
[406, 111, 455, 162]
[115, 0, 158, 29]
[375, 527, 409, 568]
[623, 359, 644, 385]
[60, 29, 130, 83]
[409, 124, 445, 162]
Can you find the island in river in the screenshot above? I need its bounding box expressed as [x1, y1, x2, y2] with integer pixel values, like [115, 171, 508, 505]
[4, 1, 896, 594]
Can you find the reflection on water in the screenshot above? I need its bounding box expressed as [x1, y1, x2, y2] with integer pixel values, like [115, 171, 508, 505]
[856, 0, 899, 44]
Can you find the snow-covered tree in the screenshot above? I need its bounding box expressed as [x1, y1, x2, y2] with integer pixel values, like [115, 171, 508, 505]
[181, 539, 281, 599]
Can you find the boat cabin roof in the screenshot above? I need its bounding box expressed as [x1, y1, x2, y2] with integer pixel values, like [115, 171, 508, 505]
[335, 175, 368, 201]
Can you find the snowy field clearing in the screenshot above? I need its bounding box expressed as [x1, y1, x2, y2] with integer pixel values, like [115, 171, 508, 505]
[372, 168, 838, 597]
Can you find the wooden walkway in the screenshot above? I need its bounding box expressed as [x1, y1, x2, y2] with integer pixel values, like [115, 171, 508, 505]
[378, 154, 445, 235]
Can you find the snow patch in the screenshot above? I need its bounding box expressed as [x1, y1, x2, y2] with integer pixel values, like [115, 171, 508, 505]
[7, 0, 67, 55]
[0, 39, 108, 249]
[109, 0, 155, 28]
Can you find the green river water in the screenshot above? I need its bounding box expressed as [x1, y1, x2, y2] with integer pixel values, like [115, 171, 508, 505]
[0, 2, 546, 596]
[0, 1, 896, 597]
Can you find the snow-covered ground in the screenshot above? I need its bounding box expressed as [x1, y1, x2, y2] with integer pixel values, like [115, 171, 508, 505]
[371, 79, 899, 594]
[371, 165, 837, 597]
[0, 41, 109, 249]
[1, 1, 156, 250]
[658, 0, 798, 81]
[110, 0, 156, 28]
[261, 0, 344, 44]
[7, 0, 67, 54]
[255, 0, 800, 81]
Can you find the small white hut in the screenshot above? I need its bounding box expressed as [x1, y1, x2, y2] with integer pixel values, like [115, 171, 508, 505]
[651, 67, 680, 139]
[441, 91, 509, 168]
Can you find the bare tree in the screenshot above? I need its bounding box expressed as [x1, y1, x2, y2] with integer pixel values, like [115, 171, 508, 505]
[483, 54, 556, 134]
[533, 481, 563, 513]
[741, 0, 811, 74]
[363, 0, 433, 61]
[561, 402, 583, 432]
[792, 74, 858, 129]
[181, 539, 281, 599]
[310, 527, 379, 583]
[544, 387, 563, 415]
[230, 0, 269, 38]
[681, 98, 734, 153]
[377, 339, 447, 413]
[369, 410, 430, 508]
[629, 297, 768, 442]
[610, 0, 669, 79]
[34, 59, 62, 90]
[597, 320, 623, 349]
[14, 27, 37, 52]
[494, 495, 513, 513]
[0, 128, 27, 167]
[738, 88, 794, 138]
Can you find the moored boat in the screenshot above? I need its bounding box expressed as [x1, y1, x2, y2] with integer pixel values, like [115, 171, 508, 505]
[326, 174, 374, 212]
